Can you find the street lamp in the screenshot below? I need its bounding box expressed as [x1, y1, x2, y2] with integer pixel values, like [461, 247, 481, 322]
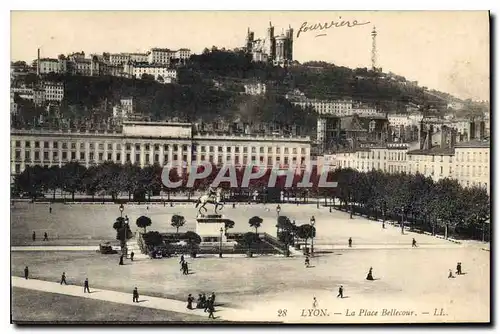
[400, 206, 405, 235]
[219, 227, 223, 258]
[310, 216, 316, 257]
[119, 204, 124, 218]
[276, 205, 281, 237]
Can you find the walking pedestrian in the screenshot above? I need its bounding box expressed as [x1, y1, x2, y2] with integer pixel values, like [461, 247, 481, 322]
[448, 269, 454, 279]
[208, 302, 216, 319]
[305, 256, 310, 268]
[43, 232, 48, 241]
[60, 272, 67, 285]
[348, 237, 352, 248]
[366, 267, 374, 281]
[180, 254, 185, 264]
[187, 294, 194, 309]
[456, 262, 462, 275]
[337, 285, 344, 298]
[202, 293, 207, 311]
[24, 266, 29, 280]
[412, 238, 417, 247]
[32, 231, 36, 242]
[49, 206, 52, 214]
[133, 287, 139, 302]
[130, 251, 135, 262]
[210, 292, 216, 306]
[119, 255, 124, 265]
[84, 278, 91, 293]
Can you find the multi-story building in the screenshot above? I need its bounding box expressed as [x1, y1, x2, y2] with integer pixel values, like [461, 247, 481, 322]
[147, 48, 191, 66]
[109, 53, 149, 65]
[10, 122, 311, 176]
[37, 58, 62, 74]
[123, 63, 177, 83]
[33, 88, 45, 107]
[120, 97, 134, 116]
[352, 104, 381, 116]
[388, 114, 422, 127]
[42, 82, 64, 102]
[11, 87, 34, 100]
[244, 83, 267, 95]
[453, 140, 490, 190]
[292, 99, 353, 116]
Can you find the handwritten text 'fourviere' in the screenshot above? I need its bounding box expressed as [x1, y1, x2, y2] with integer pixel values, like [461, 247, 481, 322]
[297, 18, 371, 38]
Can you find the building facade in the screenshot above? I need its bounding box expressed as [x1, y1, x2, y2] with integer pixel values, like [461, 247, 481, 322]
[244, 83, 267, 95]
[123, 63, 177, 83]
[292, 99, 353, 116]
[10, 122, 311, 176]
[42, 82, 64, 102]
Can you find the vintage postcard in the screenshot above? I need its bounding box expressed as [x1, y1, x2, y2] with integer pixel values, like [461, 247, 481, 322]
[10, 10, 490, 324]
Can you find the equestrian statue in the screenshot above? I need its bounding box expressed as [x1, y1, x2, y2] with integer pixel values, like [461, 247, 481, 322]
[195, 187, 224, 216]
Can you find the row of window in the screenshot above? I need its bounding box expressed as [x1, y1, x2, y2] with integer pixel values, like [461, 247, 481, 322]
[14, 141, 307, 155]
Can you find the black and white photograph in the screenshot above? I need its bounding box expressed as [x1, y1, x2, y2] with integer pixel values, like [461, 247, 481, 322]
[9, 10, 491, 324]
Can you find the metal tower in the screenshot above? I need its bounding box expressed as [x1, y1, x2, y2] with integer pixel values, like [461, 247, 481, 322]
[371, 26, 377, 71]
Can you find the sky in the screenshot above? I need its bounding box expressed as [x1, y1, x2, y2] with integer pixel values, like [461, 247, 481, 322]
[10, 11, 490, 101]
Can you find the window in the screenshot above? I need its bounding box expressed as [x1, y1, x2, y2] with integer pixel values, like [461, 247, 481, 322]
[267, 157, 272, 165]
[71, 152, 76, 160]
[173, 154, 178, 160]
[135, 144, 140, 151]
[301, 148, 305, 154]
[218, 147, 223, 153]
[145, 154, 150, 163]
[43, 142, 49, 148]
[34, 151, 40, 160]
[116, 153, 121, 161]
[89, 152, 94, 161]
[276, 147, 280, 154]
[80, 152, 85, 160]
[53, 151, 58, 159]
[107, 153, 112, 160]
[154, 144, 160, 151]
[182, 145, 188, 151]
[15, 164, 20, 174]
[209, 146, 214, 153]
[126, 154, 131, 162]
[227, 147, 232, 153]
[173, 144, 178, 151]
[261, 147, 265, 154]
[268, 147, 273, 153]
[243, 147, 248, 153]
[108, 144, 113, 150]
[235, 147, 240, 153]
[80, 143, 85, 149]
[15, 141, 20, 148]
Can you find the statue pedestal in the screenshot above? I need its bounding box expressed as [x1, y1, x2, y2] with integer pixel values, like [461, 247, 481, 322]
[196, 214, 229, 242]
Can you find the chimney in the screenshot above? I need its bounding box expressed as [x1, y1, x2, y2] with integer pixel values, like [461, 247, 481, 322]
[37, 48, 40, 76]
[479, 121, 485, 140]
[425, 124, 433, 150]
[450, 129, 460, 148]
[418, 121, 425, 150]
[440, 126, 447, 148]
[469, 119, 476, 141]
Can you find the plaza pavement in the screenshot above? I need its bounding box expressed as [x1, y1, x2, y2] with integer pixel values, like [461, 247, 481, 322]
[12, 276, 259, 322]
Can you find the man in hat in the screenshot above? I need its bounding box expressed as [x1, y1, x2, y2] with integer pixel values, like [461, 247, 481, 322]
[133, 287, 139, 302]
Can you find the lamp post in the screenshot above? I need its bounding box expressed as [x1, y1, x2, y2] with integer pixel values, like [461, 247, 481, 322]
[219, 227, 223, 258]
[310, 216, 316, 257]
[276, 204, 281, 236]
[400, 206, 405, 235]
[119, 204, 124, 218]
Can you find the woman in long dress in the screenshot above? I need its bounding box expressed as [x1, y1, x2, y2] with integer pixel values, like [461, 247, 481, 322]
[366, 267, 374, 280]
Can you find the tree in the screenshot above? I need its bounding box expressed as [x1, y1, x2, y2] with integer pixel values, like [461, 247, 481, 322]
[248, 216, 263, 234]
[184, 231, 201, 257]
[136, 216, 152, 233]
[141, 73, 155, 81]
[239, 232, 260, 257]
[113, 216, 133, 250]
[224, 219, 235, 233]
[60, 162, 86, 201]
[171, 214, 186, 235]
[142, 231, 163, 247]
[296, 224, 316, 251]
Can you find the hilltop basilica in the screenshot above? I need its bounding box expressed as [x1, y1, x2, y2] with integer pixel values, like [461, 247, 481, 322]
[245, 22, 294, 66]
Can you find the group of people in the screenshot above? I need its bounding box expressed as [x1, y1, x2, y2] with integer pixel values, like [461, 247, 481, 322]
[187, 292, 217, 319]
[32, 231, 49, 242]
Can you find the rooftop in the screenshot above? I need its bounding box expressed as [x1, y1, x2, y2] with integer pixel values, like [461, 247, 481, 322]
[454, 140, 490, 149]
[407, 147, 455, 156]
